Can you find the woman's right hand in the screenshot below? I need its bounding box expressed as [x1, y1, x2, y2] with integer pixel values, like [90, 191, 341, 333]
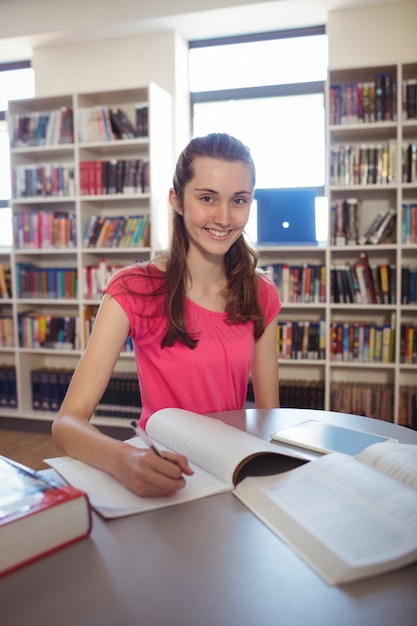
[114, 445, 194, 497]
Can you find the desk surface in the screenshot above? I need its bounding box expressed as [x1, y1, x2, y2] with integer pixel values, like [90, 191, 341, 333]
[1, 408, 417, 626]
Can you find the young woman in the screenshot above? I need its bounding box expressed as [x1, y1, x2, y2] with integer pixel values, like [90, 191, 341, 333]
[52, 133, 281, 497]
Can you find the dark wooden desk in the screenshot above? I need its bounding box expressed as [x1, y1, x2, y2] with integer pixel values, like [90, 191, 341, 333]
[1, 408, 416, 626]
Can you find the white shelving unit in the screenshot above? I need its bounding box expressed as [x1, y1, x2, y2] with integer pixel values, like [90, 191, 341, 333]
[256, 61, 417, 426]
[1, 83, 172, 427]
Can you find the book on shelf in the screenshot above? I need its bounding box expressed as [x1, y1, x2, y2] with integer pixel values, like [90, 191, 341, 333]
[400, 322, 417, 364]
[0, 366, 17, 409]
[0, 455, 91, 577]
[402, 143, 417, 184]
[403, 79, 417, 120]
[358, 208, 396, 245]
[108, 108, 138, 140]
[0, 263, 12, 298]
[401, 202, 417, 245]
[31, 367, 73, 412]
[46, 407, 417, 585]
[135, 103, 149, 137]
[401, 266, 417, 305]
[0, 315, 14, 348]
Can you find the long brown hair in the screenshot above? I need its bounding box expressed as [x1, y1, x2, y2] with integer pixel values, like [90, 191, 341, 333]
[161, 133, 265, 348]
[117, 134, 265, 348]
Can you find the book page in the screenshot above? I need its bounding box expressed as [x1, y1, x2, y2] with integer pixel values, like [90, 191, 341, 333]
[45, 445, 230, 519]
[357, 442, 417, 491]
[234, 451, 417, 585]
[147, 408, 305, 485]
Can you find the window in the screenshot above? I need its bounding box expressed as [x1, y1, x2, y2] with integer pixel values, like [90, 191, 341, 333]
[189, 28, 328, 242]
[0, 61, 35, 247]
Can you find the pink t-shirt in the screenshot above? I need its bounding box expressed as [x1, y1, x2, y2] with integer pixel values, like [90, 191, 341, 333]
[104, 264, 281, 427]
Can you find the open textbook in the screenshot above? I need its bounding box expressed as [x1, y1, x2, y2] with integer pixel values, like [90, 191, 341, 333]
[234, 440, 417, 585]
[46, 408, 417, 585]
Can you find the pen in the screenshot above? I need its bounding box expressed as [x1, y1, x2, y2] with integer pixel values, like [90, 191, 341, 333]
[130, 420, 166, 459]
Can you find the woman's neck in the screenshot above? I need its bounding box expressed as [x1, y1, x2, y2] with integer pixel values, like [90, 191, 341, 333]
[185, 250, 228, 311]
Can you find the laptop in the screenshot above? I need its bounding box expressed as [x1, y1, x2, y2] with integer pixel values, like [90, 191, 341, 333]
[255, 187, 318, 245]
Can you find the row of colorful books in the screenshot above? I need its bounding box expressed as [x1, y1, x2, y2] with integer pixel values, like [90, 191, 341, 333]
[330, 201, 396, 246]
[18, 313, 77, 350]
[83, 214, 150, 248]
[78, 105, 148, 143]
[330, 254, 396, 304]
[15, 263, 77, 299]
[10, 104, 149, 148]
[10, 108, 74, 147]
[329, 142, 397, 186]
[0, 316, 13, 348]
[12, 211, 77, 250]
[262, 264, 326, 304]
[277, 320, 326, 360]
[0, 365, 17, 409]
[12, 163, 76, 199]
[330, 381, 394, 422]
[329, 73, 397, 125]
[402, 203, 417, 244]
[398, 385, 417, 430]
[330, 319, 395, 364]
[79, 159, 149, 196]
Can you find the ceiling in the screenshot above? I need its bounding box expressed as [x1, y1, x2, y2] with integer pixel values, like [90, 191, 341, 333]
[0, 0, 411, 63]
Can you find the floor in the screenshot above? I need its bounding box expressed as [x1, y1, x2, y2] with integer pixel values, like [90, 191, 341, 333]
[0, 428, 65, 470]
[0, 419, 130, 470]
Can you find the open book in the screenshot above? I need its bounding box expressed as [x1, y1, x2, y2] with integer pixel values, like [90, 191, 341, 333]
[46, 407, 309, 518]
[46, 408, 417, 585]
[234, 440, 417, 585]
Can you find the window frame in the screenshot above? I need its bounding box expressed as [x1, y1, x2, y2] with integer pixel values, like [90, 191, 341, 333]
[189, 25, 326, 111]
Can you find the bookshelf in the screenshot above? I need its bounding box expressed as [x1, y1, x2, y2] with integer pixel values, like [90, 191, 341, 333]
[2, 83, 172, 427]
[257, 61, 417, 428]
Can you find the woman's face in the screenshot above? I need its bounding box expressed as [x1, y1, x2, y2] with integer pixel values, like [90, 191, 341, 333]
[171, 156, 253, 259]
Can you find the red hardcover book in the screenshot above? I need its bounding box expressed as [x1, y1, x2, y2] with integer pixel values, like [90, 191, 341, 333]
[0, 455, 92, 576]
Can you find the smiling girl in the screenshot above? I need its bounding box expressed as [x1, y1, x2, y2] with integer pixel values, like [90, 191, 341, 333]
[52, 133, 281, 497]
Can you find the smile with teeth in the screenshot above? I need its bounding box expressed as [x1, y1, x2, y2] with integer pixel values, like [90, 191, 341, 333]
[206, 228, 230, 238]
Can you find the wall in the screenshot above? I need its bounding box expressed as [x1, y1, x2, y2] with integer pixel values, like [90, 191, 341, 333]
[33, 31, 178, 96]
[328, 1, 417, 68]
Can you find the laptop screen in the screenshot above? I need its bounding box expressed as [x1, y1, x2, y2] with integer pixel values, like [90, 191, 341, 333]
[255, 187, 318, 245]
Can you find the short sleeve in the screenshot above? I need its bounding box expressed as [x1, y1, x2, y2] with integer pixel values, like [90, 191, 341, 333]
[257, 273, 281, 325]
